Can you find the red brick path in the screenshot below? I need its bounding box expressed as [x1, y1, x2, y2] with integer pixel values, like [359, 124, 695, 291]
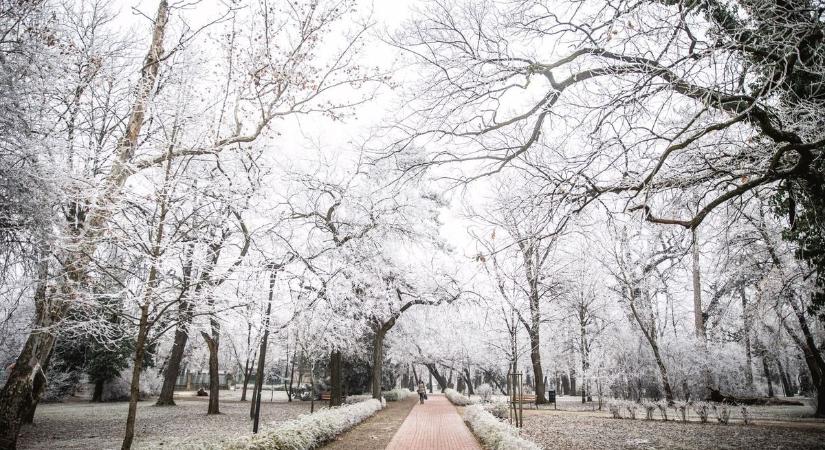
[385, 394, 481, 450]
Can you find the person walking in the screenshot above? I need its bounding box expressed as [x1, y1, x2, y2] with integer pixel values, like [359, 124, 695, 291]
[417, 381, 427, 404]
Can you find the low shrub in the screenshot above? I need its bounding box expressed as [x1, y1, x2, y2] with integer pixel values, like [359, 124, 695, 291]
[344, 394, 372, 404]
[642, 401, 657, 420]
[382, 388, 412, 402]
[609, 402, 622, 419]
[444, 388, 474, 406]
[476, 383, 494, 402]
[693, 402, 710, 423]
[676, 402, 688, 422]
[464, 404, 541, 450]
[222, 398, 383, 450]
[713, 404, 730, 424]
[656, 400, 669, 421]
[483, 401, 509, 420]
[625, 401, 638, 420]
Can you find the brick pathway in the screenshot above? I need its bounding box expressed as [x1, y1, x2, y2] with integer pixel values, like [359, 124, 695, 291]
[385, 394, 481, 450]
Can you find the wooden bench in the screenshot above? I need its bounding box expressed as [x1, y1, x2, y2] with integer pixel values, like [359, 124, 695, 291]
[320, 392, 346, 402]
[512, 394, 537, 409]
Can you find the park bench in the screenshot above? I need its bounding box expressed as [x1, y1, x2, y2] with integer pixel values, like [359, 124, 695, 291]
[512, 394, 537, 409]
[320, 392, 346, 402]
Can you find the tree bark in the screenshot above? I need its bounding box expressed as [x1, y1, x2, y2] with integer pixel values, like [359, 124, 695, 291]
[329, 350, 343, 406]
[239, 323, 254, 402]
[462, 368, 474, 395]
[740, 288, 755, 390]
[240, 363, 253, 402]
[156, 245, 195, 406]
[155, 303, 191, 406]
[628, 291, 675, 404]
[201, 331, 220, 415]
[424, 363, 447, 392]
[92, 379, 105, 403]
[371, 329, 387, 399]
[520, 241, 547, 405]
[122, 300, 151, 450]
[762, 352, 775, 398]
[0, 291, 60, 446]
[776, 357, 793, 397]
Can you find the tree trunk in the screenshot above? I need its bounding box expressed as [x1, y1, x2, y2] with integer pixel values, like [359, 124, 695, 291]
[156, 314, 190, 406]
[240, 363, 253, 402]
[424, 363, 447, 392]
[239, 323, 254, 402]
[692, 229, 705, 340]
[463, 368, 474, 395]
[0, 251, 57, 444]
[201, 331, 220, 415]
[371, 330, 386, 399]
[286, 348, 296, 402]
[20, 345, 52, 425]
[122, 302, 151, 450]
[776, 357, 793, 397]
[329, 351, 343, 406]
[762, 352, 775, 398]
[528, 333, 547, 404]
[0, 295, 60, 446]
[92, 379, 105, 403]
[628, 297, 674, 404]
[740, 288, 755, 390]
[570, 368, 577, 398]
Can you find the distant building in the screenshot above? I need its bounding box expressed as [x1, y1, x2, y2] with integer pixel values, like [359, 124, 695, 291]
[175, 369, 235, 390]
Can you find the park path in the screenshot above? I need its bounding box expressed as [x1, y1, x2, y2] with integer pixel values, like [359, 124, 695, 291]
[385, 394, 481, 450]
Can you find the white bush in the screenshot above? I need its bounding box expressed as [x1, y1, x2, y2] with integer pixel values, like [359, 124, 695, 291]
[464, 404, 542, 450]
[444, 388, 474, 406]
[343, 394, 372, 404]
[483, 401, 509, 419]
[382, 388, 412, 401]
[477, 383, 494, 402]
[102, 368, 161, 402]
[222, 398, 384, 450]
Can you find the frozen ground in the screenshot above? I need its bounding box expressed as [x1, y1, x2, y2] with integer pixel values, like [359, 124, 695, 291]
[494, 395, 825, 449]
[520, 411, 825, 450]
[17, 392, 825, 449]
[18, 389, 319, 449]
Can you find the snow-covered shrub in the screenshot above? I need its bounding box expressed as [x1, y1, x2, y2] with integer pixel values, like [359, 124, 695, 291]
[483, 401, 509, 419]
[140, 368, 163, 396]
[625, 401, 638, 420]
[713, 404, 730, 424]
[656, 400, 669, 420]
[102, 374, 131, 402]
[477, 383, 494, 402]
[693, 402, 710, 423]
[344, 394, 372, 404]
[464, 404, 541, 450]
[41, 369, 80, 402]
[382, 388, 412, 402]
[676, 402, 688, 422]
[609, 402, 622, 419]
[223, 398, 383, 450]
[445, 388, 474, 406]
[101, 368, 159, 401]
[642, 401, 656, 420]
